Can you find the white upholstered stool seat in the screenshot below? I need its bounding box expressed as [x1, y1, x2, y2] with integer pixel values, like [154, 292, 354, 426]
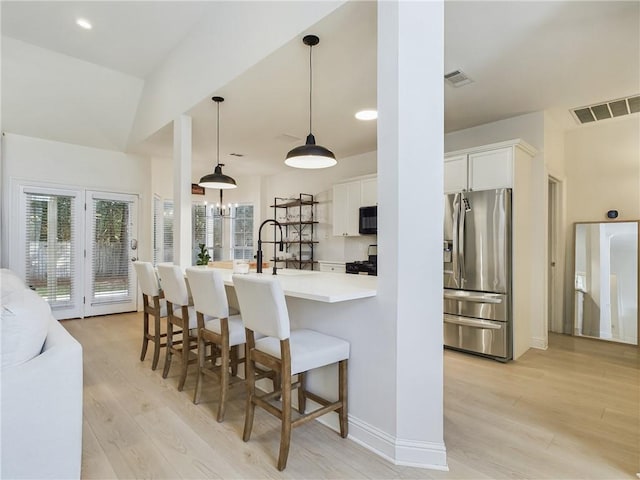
[254, 329, 349, 376]
[157, 263, 200, 392]
[204, 314, 245, 347]
[232, 274, 349, 471]
[133, 261, 168, 370]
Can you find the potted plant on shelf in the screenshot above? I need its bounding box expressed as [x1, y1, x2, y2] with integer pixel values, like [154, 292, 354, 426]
[196, 243, 211, 266]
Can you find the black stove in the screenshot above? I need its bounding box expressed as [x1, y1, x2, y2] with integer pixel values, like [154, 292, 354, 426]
[345, 261, 377, 276]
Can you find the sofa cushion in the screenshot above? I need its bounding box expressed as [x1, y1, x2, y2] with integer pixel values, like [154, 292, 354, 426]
[1, 287, 51, 369]
[1, 269, 26, 301]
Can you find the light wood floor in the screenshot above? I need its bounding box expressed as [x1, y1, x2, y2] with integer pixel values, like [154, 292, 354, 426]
[63, 313, 639, 479]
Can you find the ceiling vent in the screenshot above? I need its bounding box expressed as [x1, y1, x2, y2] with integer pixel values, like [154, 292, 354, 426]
[444, 69, 473, 87]
[572, 95, 640, 125]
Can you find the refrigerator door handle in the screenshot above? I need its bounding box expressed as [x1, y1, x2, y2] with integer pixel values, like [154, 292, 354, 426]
[452, 193, 460, 286]
[458, 194, 466, 283]
[443, 292, 503, 304]
[444, 314, 503, 330]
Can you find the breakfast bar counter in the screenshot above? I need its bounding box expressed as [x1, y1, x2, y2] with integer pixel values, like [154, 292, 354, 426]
[210, 268, 377, 303]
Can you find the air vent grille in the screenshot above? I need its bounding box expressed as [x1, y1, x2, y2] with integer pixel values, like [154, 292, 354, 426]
[444, 69, 473, 87]
[572, 95, 640, 124]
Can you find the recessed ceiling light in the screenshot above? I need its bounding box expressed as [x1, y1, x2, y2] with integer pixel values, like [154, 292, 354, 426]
[355, 110, 377, 121]
[76, 18, 92, 30]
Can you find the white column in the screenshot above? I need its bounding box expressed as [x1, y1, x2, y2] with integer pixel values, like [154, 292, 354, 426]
[378, 0, 446, 469]
[173, 115, 193, 268]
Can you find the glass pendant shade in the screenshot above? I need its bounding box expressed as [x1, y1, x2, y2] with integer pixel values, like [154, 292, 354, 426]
[198, 164, 237, 189]
[285, 134, 336, 169]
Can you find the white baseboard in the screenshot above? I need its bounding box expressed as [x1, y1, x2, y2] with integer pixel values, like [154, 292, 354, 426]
[261, 382, 448, 470]
[530, 336, 548, 350]
[347, 415, 448, 470]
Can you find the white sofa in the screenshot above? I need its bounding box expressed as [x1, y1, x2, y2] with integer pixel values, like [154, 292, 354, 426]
[1, 269, 83, 479]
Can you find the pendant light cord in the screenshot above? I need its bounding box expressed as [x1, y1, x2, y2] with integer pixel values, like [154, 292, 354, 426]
[309, 43, 313, 135]
[216, 101, 220, 167]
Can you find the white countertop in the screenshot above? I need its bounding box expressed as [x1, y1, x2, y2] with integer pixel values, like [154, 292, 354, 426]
[211, 268, 377, 303]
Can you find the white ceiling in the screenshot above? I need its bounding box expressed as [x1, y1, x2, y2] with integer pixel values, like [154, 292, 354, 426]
[2, 1, 639, 178]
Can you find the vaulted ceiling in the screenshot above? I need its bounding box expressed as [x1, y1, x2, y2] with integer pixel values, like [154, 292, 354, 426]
[2, 1, 638, 177]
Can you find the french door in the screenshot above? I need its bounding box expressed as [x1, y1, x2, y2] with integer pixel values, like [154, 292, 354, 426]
[21, 185, 138, 319]
[84, 191, 138, 316]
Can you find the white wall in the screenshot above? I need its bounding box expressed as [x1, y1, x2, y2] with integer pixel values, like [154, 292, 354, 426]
[563, 115, 640, 337]
[1, 37, 143, 152]
[565, 116, 640, 223]
[261, 150, 377, 263]
[1, 133, 152, 270]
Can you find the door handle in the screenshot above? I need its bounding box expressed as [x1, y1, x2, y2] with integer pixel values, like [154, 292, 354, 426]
[444, 292, 502, 304]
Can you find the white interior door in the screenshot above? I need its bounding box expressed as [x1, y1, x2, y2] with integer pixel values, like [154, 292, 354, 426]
[84, 191, 139, 316]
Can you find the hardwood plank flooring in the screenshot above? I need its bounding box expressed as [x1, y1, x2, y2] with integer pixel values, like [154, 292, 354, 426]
[63, 313, 639, 479]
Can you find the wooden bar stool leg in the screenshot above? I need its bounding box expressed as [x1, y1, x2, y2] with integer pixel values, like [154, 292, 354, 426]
[230, 345, 239, 377]
[277, 341, 292, 471]
[243, 335, 256, 442]
[297, 372, 306, 414]
[151, 309, 162, 370]
[162, 314, 173, 379]
[193, 328, 206, 404]
[217, 337, 230, 422]
[338, 359, 348, 438]
[140, 300, 150, 362]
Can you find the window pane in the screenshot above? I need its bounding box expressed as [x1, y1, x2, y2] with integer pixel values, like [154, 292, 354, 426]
[163, 201, 174, 263]
[91, 199, 131, 299]
[232, 204, 254, 260]
[24, 193, 76, 308]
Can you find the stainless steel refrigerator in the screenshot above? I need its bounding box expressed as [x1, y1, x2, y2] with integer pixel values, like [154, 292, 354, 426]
[443, 188, 512, 361]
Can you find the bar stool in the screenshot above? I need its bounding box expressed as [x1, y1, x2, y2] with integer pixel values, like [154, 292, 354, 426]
[185, 267, 247, 422]
[132, 261, 168, 370]
[156, 263, 199, 391]
[232, 274, 350, 471]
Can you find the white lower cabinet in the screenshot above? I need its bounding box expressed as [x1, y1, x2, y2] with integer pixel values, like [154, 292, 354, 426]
[318, 261, 346, 273]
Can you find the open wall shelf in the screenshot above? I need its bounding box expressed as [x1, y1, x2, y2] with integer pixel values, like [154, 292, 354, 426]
[270, 193, 318, 270]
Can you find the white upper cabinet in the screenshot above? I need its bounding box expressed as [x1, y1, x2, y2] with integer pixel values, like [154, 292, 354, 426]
[444, 140, 536, 194]
[360, 177, 377, 206]
[333, 175, 377, 237]
[443, 155, 468, 193]
[333, 181, 362, 236]
[468, 147, 513, 191]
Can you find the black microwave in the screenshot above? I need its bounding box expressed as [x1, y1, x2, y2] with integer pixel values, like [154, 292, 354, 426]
[359, 205, 377, 234]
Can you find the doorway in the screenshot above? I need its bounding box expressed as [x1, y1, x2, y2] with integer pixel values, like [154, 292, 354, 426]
[547, 176, 564, 333]
[20, 185, 139, 319]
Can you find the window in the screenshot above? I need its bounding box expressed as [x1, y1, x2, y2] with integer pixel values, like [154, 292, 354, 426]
[151, 200, 253, 263]
[232, 205, 254, 260]
[153, 195, 161, 266]
[192, 203, 211, 264]
[24, 191, 77, 308]
[163, 200, 174, 263]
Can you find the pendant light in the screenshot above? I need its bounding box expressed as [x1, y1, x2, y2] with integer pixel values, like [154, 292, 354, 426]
[285, 35, 336, 169]
[198, 96, 238, 189]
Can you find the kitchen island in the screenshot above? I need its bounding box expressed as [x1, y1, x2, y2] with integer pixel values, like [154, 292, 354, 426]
[201, 267, 383, 449]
